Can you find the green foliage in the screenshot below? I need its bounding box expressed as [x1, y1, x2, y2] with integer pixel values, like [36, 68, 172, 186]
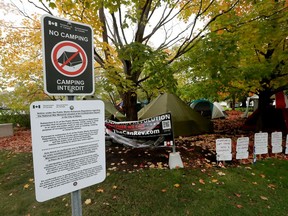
[176, 0, 288, 103]
[0, 110, 30, 128]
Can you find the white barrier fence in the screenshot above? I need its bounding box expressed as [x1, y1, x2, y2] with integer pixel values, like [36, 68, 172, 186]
[216, 132, 288, 163]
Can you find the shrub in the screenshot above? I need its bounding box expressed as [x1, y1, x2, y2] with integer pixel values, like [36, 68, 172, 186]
[0, 110, 30, 128]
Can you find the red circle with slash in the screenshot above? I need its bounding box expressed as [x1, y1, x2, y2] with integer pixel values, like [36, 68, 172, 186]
[51, 41, 87, 77]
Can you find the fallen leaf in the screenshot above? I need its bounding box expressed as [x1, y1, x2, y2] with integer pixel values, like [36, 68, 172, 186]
[174, 183, 180, 188]
[234, 193, 241, 198]
[112, 185, 117, 189]
[212, 179, 218, 183]
[268, 184, 276, 189]
[236, 204, 243, 208]
[260, 196, 268, 201]
[205, 163, 212, 169]
[149, 164, 156, 168]
[96, 188, 104, 193]
[161, 189, 167, 192]
[252, 182, 258, 185]
[84, 199, 92, 205]
[217, 171, 226, 176]
[199, 179, 205, 185]
[260, 174, 266, 178]
[23, 184, 29, 189]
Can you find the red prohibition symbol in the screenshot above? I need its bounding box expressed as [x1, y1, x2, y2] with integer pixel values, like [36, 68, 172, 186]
[51, 41, 87, 77]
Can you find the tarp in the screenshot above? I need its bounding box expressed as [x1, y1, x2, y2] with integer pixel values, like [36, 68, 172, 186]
[83, 96, 126, 120]
[275, 92, 288, 108]
[242, 106, 288, 133]
[138, 93, 213, 137]
[190, 100, 227, 119]
[243, 94, 259, 118]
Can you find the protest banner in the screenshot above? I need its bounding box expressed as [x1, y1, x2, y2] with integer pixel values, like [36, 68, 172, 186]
[105, 113, 174, 148]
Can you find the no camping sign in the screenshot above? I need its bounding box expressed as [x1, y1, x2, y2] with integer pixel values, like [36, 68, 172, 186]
[41, 15, 94, 95]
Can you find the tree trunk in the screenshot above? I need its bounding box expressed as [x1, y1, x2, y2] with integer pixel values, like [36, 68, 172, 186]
[122, 91, 138, 121]
[231, 95, 236, 110]
[256, 90, 273, 131]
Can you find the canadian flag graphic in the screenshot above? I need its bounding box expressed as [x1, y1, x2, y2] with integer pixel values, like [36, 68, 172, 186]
[275, 92, 288, 109]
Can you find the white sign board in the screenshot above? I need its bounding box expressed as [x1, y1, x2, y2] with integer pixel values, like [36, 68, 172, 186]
[254, 132, 268, 155]
[236, 137, 249, 159]
[216, 138, 232, 161]
[30, 100, 105, 202]
[271, 132, 282, 153]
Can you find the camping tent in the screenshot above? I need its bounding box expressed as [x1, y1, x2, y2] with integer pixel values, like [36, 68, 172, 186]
[138, 93, 213, 137]
[57, 51, 82, 66]
[213, 102, 228, 119]
[242, 106, 288, 133]
[83, 96, 126, 120]
[190, 99, 227, 119]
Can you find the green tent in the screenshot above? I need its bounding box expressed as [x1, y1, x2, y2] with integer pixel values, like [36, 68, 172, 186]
[138, 93, 213, 137]
[83, 96, 126, 120]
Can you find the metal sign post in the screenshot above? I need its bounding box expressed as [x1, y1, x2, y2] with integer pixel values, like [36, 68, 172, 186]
[71, 190, 82, 216]
[67, 95, 82, 216]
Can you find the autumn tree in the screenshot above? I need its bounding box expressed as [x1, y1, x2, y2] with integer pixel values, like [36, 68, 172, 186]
[0, 1, 52, 111]
[175, 0, 288, 129]
[4, 0, 283, 122]
[34, 0, 245, 120]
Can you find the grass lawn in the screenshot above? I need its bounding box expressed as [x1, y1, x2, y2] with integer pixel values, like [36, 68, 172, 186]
[1, 150, 288, 216]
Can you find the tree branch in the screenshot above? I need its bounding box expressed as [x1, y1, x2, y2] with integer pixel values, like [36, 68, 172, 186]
[135, 0, 153, 42]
